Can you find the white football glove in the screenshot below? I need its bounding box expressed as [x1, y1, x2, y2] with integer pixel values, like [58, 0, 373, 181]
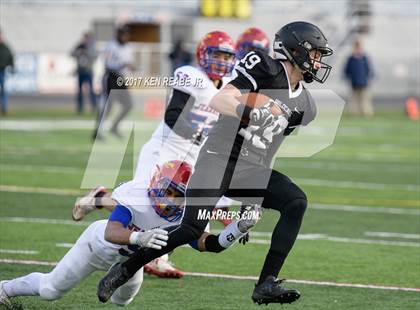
[239, 115, 289, 150]
[130, 229, 169, 250]
[259, 115, 289, 145]
[249, 100, 276, 127]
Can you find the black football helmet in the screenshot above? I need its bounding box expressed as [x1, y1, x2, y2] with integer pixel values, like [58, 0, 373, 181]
[273, 21, 333, 83]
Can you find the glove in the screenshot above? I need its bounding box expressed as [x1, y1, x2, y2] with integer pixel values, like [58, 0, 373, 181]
[239, 115, 289, 149]
[238, 232, 249, 245]
[249, 100, 277, 127]
[129, 229, 169, 250]
[237, 204, 264, 245]
[258, 115, 289, 145]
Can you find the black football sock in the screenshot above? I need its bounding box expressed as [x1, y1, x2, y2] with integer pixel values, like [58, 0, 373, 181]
[257, 249, 285, 285]
[257, 198, 307, 285]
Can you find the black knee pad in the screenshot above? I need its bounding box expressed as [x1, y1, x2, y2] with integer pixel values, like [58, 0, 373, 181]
[283, 198, 307, 219]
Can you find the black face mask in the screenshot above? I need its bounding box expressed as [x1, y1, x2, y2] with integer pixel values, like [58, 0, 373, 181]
[303, 71, 314, 83]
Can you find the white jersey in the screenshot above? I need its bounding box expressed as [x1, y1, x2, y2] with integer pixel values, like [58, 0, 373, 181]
[134, 66, 230, 186]
[151, 65, 223, 143]
[132, 65, 236, 210]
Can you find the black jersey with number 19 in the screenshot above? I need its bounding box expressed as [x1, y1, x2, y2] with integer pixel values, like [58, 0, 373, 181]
[204, 51, 317, 167]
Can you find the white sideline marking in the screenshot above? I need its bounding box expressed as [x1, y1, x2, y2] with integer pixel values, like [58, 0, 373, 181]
[0, 185, 83, 196]
[183, 272, 420, 293]
[0, 164, 132, 176]
[295, 178, 419, 192]
[0, 120, 158, 131]
[0, 164, 83, 174]
[280, 161, 416, 174]
[0, 258, 419, 293]
[248, 237, 420, 247]
[0, 217, 89, 226]
[0, 249, 38, 255]
[53, 232, 420, 249]
[1, 161, 416, 176]
[1, 176, 418, 193]
[56, 243, 74, 248]
[0, 183, 418, 215]
[310, 204, 420, 215]
[365, 232, 420, 239]
[0, 259, 56, 266]
[307, 236, 419, 248]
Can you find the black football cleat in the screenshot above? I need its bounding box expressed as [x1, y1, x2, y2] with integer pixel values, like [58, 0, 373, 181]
[252, 276, 301, 305]
[97, 263, 131, 303]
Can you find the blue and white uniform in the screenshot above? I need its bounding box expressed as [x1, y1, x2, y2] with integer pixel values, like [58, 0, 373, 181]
[0, 185, 182, 306]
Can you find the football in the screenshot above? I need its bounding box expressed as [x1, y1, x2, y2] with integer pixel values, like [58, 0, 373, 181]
[237, 92, 283, 115]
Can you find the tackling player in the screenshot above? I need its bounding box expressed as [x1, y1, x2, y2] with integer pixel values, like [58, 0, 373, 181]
[97, 21, 333, 305]
[0, 160, 261, 307]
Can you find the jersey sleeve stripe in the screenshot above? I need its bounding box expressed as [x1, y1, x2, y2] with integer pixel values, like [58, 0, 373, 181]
[235, 66, 257, 91]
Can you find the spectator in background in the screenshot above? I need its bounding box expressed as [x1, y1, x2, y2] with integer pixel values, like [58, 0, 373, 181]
[168, 39, 192, 73]
[0, 30, 14, 115]
[71, 32, 97, 114]
[93, 25, 134, 140]
[344, 39, 374, 117]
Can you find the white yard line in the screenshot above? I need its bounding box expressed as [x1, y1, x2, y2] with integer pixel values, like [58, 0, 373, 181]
[55, 234, 420, 248]
[1, 213, 415, 247]
[365, 232, 420, 239]
[315, 236, 419, 248]
[295, 178, 419, 192]
[0, 164, 133, 177]
[0, 258, 418, 293]
[1, 183, 419, 202]
[0, 249, 38, 255]
[52, 234, 420, 250]
[55, 243, 75, 248]
[0, 120, 158, 131]
[310, 203, 420, 215]
[183, 272, 420, 293]
[248, 237, 419, 247]
[279, 161, 417, 173]
[0, 185, 83, 196]
[0, 259, 56, 266]
[0, 164, 83, 174]
[0, 217, 89, 226]
[0, 162, 414, 175]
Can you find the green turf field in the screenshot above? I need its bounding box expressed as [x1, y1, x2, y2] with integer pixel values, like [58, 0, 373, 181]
[0, 108, 419, 309]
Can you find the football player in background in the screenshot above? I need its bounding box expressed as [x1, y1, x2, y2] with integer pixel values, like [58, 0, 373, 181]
[97, 21, 333, 305]
[73, 31, 240, 278]
[0, 161, 261, 307]
[236, 27, 270, 60]
[93, 25, 135, 140]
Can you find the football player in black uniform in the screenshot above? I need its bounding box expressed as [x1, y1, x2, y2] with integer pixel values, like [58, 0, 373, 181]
[97, 21, 333, 305]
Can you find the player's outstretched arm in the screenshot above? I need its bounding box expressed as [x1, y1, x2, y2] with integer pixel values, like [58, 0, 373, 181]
[209, 84, 243, 117]
[72, 186, 114, 221]
[104, 221, 133, 245]
[105, 221, 168, 249]
[105, 205, 168, 249]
